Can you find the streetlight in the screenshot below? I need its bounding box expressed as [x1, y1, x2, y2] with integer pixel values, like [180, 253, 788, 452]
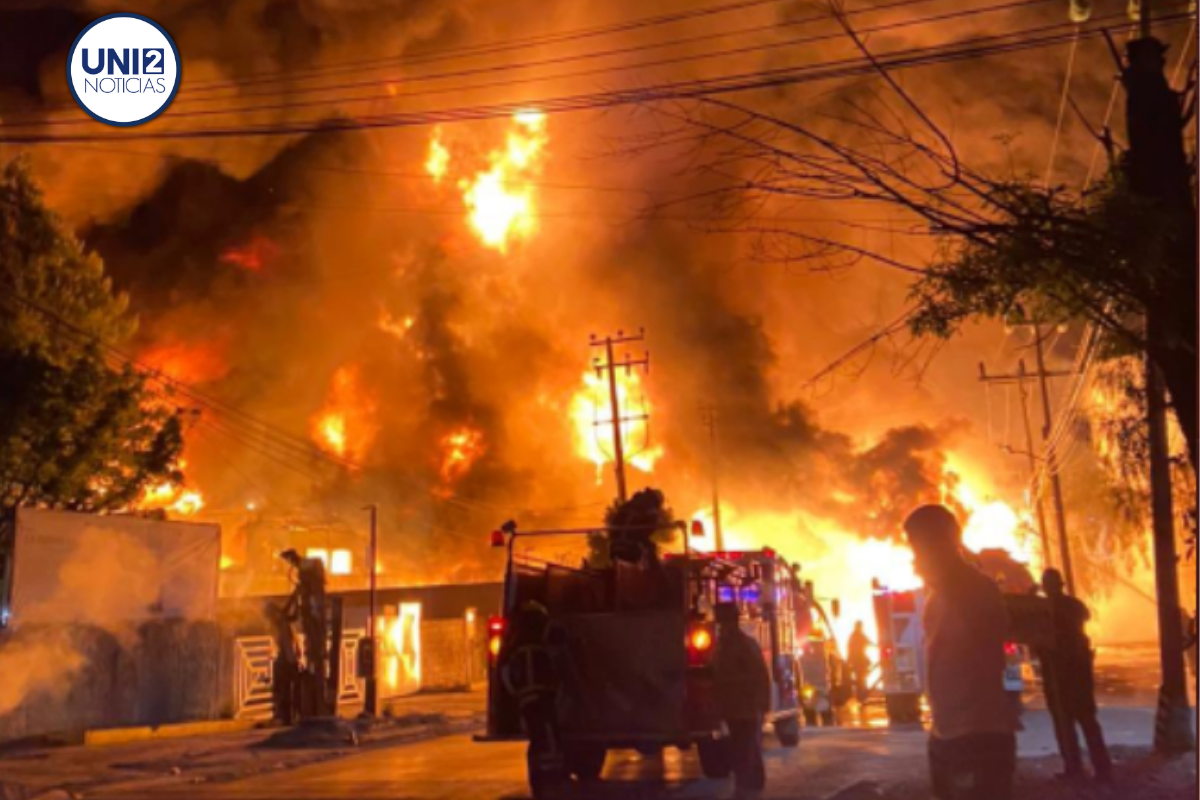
[361, 503, 379, 717]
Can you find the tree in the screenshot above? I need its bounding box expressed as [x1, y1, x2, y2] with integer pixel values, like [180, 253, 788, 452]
[589, 487, 677, 566]
[908, 170, 1198, 473]
[634, 14, 1198, 472]
[0, 157, 184, 514]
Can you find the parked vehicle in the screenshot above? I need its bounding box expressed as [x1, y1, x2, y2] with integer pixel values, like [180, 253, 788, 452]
[477, 523, 813, 793]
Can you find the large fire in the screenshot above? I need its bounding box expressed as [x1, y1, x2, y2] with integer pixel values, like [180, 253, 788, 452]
[687, 462, 1040, 654]
[220, 234, 279, 272]
[309, 365, 378, 462]
[438, 425, 485, 491]
[140, 339, 229, 385]
[138, 460, 204, 517]
[425, 111, 548, 252]
[570, 370, 663, 481]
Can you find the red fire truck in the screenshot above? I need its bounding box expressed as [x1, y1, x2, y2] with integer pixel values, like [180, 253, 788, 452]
[477, 523, 812, 793]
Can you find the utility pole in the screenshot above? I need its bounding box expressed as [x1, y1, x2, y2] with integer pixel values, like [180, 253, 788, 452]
[590, 330, 650, 503]
[362, 503, 379, 717]
[979, 360, 1053, 567]
[1121, 0, 1196, 751]
[978, 356, 1077, 582]
[1031, 324, 1076, 594]
[701, 405, 725, 552]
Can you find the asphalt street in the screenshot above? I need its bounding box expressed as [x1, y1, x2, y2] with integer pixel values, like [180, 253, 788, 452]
[93, 705, 1160, 800]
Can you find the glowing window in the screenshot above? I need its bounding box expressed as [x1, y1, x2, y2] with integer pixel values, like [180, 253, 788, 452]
[330, 549, 353, 576]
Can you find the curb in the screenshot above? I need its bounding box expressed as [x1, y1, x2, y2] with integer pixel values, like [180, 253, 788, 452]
[83, 719, 258, 747]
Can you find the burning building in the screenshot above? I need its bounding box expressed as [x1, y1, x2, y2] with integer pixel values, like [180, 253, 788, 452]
[0, 0, 1186, 649]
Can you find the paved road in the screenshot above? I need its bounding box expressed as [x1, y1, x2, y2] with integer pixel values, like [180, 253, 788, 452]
[97, 706, 1157, 800]
[99, 727, 923, 800]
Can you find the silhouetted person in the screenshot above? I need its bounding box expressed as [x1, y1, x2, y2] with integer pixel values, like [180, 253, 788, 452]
[501, 601, 569, 794]
[1042, 568, 1112, 781]
[280, 549, 329, 716]
[846, 620, 873, 704]
[905, 505, 1020, 800]
[712, 601, 770, 798]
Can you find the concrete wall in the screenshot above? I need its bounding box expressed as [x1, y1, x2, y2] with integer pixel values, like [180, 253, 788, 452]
[0, 621, 222, 743]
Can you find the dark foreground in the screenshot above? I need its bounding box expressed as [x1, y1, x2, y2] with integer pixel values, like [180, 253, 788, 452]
[84, 706, 1193, 800]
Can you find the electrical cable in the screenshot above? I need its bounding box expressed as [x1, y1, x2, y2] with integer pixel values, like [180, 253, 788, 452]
[1, 12, 1189, 145]
[1043, 26, 1081, 187]
[3, 0, 1061, 128]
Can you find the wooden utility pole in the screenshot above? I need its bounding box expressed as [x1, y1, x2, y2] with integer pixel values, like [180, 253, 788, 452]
[701, 405, 725, 552]
[980, 360, 1053, 566]
[1120, 0, 1195, 750]
[1031, 324, 1076, 593]
[590, 330, 650, 503]
[978, 356, 1077, 582]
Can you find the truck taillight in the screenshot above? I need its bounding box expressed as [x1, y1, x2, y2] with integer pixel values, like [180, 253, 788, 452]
[687, 624, 714, 666]
[487, 615, 506, 661]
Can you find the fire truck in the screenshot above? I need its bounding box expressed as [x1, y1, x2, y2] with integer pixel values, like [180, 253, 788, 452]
[477, 522, 812, 793]
[872, 581, 926, 724]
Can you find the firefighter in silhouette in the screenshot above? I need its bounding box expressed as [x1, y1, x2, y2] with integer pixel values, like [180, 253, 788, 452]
[266, 601, 300, 724]
[605, 487, 670, 566]
[1042, 568, 1112, 781]
[713, 601, 770, 798]
[846, 620, 873, 705]
[280, 549, 329, 716]
[501, 600, 569, 795]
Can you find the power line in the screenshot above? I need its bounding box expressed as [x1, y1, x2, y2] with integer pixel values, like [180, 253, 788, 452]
[8, 0, 1143, 133]
[177, 0, 800, 95]
[1043, 25, 1081, 187]
[2, 12, 1190, 145]
[9, 0, 1036, 127]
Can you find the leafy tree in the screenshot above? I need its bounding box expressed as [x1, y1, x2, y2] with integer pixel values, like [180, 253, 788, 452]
[589, 487, 677, 566]
[909, 172, 1198, 473]
[0, 157, 184, 514]
[634, 17, 1197, 472]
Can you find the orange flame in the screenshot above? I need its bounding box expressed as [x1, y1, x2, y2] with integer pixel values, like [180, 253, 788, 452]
[425, 111, 548, 252]
[426, 131, 450, 183]
[139, 460, 204, 517]
[220, 235, 279, 272]
[140, 339, 229, 384]
[686, 460, 1038, 653]
[439, 425, 485, 488]
[378, 309, 416, 340]
[570, 370, 662, 480]
[310, 365, 377, 462]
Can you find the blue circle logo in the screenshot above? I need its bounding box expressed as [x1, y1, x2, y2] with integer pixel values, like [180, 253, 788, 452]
[66, 13, 181, 127]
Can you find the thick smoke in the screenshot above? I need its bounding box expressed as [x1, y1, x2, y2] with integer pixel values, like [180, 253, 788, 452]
[0, 529, 166, 716]
[1, 0, 1163, 581]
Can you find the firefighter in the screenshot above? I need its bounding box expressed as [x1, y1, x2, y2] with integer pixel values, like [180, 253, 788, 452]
[501, 601, 568, 795]
[846, 620, 873, 705]
[1041, 568, 1112, 781]
[904, 505, 1020, 800]
[712, 601, 770, 798]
